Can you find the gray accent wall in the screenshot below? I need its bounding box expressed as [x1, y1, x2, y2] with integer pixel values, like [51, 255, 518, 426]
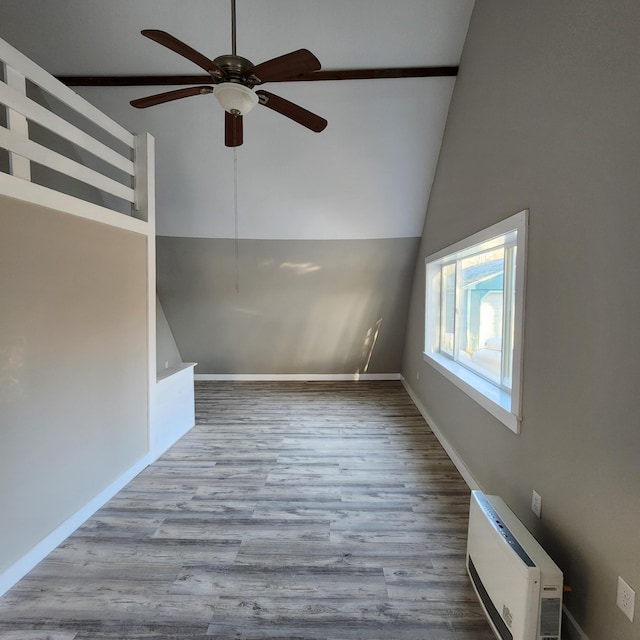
[156, 296, 182, 373]
[0, 197, 149, 574]
[402, 1, 640, 638]
[157, 237, 419, 375]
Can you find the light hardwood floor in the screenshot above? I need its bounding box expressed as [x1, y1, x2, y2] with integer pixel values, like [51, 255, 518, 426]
[0, 381, 494, 639]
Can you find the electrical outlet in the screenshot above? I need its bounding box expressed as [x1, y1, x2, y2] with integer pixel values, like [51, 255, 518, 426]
[531, 490, 542, 518]
[617, 576, 635, 622]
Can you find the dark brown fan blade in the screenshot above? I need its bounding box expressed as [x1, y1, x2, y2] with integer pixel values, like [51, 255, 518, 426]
[225, 111, 243, 147]
[130, 85, 213, 108]
[255, 90, 327, 132]
[246, 49, 321, 84]
[141, 30, 224, 77]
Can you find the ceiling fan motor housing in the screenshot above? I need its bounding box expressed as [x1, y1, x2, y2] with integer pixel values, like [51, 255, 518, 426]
[213, 54, 255, 82]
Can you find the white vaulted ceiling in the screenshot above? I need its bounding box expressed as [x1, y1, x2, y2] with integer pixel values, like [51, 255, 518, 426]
[0, 0, 475, 239]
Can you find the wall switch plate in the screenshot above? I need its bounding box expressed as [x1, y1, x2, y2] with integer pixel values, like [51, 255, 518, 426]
[617, 576, 635, 622]
[416, 370, 420, 380]
[531, 490, 542, 518]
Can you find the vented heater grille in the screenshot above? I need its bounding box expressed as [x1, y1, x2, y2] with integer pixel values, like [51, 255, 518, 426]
[466, 491, 563, 640]
[468, 556, 513, 640]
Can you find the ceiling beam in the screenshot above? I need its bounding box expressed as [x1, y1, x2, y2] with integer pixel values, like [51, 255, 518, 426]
[56, 66, 458, 87]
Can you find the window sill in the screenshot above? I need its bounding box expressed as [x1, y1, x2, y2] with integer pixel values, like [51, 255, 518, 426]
[422, 351, 520, 434]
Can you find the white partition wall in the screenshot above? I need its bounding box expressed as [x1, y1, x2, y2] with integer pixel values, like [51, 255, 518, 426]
[0, 35, 195, 595]
[0, 196, 151, 589]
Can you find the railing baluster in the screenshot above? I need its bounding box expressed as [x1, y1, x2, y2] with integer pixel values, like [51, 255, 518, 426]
[133, 132, 155, 222]
[5, 65, 31, 180]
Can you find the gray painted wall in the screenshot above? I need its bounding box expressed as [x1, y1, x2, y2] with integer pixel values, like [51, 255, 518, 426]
[157, 237, 418, 375]
[0, 197, 149, 574]
[156, 296, 182, 373]
[402, 1, 640, 638]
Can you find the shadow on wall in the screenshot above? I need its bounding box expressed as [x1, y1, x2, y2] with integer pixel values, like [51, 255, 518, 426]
[264, 291, 386, 375]
[231, 262, 385, 375]
[156, 236, 419, 375]
[229, 263, 388, 374]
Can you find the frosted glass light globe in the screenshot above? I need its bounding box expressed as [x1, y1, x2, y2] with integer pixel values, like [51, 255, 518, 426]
[213, 83, 259, 116]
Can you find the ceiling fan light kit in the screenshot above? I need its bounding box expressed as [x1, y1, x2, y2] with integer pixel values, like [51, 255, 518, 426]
[213, 82, 258, 116]
[130, 0, 328, 147]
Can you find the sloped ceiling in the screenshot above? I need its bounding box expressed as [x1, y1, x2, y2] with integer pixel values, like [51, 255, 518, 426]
[0, 0, 474, 240]
[0, 1, 475, 374]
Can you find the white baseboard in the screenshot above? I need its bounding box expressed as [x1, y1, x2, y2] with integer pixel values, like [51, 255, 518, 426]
[401, 378, 481, 491]
[0, 451, 154, 598]
[195, 373, 403, 382]
[401, 378, 589, 640]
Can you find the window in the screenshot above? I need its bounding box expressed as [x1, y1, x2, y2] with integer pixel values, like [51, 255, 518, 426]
[424, 210, 527, 433]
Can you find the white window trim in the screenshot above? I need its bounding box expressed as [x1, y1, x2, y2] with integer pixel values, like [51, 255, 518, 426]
[423, 210, 528, 434]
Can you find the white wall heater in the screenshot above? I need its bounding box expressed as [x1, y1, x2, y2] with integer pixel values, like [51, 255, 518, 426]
[466, 491, 563, 640]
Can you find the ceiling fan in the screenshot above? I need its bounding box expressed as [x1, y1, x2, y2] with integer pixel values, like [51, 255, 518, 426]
[129, 0, 327, 147]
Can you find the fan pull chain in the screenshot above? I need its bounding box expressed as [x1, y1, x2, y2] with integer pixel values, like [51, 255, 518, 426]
[234, 146, 240, 293]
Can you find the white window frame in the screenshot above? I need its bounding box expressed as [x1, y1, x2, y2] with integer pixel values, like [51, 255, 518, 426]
[423, 210, 527, 433]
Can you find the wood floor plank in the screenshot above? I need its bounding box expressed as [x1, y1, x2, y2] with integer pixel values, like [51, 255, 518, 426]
[169, 565, 388, 599]
[0, 633, 78, 640]
[0, 381, 492, 639]
[234, 541, 435, 570]
[204, 596, 491, 640]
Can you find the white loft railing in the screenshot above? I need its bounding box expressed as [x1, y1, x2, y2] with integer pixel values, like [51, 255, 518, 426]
[0, 35, 152, 226]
